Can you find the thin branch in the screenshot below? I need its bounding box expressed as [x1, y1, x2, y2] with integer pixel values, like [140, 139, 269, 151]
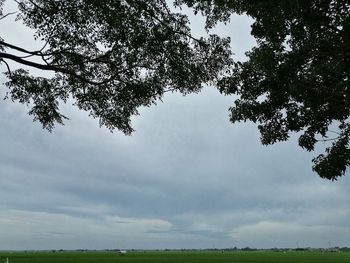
[164, 88, 177, 93]
[0, 58, 13, 78]
[0, 51, 62, 70]
[328, 130, 341, 136]
[0, 52, 112, 85]
[1, 40, 56, 60]
[27, 0, 43, 11]
[0, 40, 116, 67]
[316, 136, 341, 142]
[0, 40, 41, 55]
[0, 11, 17, 20]
[159, 0, 171, 16]
[39, 38, 50, 53]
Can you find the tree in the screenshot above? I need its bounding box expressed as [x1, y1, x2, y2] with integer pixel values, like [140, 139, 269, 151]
[0, 0, 232, 133]
[177, 0, 350, 180]
[2, 0, 349, 180]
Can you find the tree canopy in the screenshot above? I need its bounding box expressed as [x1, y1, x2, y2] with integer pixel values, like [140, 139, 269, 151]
[178, 0, 350, 180]
[0, 0, 232, 133]
[1, 0, 349, 180]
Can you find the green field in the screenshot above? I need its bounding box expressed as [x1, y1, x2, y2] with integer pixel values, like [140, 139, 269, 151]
[1, 251, 350, 263]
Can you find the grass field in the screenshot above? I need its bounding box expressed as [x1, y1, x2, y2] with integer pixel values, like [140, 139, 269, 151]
[1, 251, 350, 263]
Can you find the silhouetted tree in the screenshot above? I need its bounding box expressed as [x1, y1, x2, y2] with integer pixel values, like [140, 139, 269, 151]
[178, 0, 350, 180]
[1, 0, 349, 180]
[0, 0, 232, 133]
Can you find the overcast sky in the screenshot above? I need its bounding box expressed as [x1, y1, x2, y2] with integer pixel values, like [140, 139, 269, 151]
[1, 1, 349, 250]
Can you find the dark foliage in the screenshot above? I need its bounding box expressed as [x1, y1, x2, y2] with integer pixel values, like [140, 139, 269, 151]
[1, 0, 349, 180]
[0, 0, 232, 133]
[178, 0, 350, 180]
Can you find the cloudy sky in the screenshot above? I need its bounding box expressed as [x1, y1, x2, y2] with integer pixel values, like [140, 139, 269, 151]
[1, 1, 350, 250]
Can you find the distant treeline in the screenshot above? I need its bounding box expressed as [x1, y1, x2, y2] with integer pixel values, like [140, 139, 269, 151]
[43, 247, 350, 253]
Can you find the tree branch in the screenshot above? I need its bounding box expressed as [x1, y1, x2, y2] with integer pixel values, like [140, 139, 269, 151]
[316, 136, 341, 143]
[0, 58, 12, 78]
[0, 11, 17, 20]
[0, 51, 112, 85]
[0, 40, 40, 55]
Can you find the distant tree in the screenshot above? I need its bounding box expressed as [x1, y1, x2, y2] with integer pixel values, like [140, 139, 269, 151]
[178, 0, 350, 180]
[0, 0, 232, 133]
